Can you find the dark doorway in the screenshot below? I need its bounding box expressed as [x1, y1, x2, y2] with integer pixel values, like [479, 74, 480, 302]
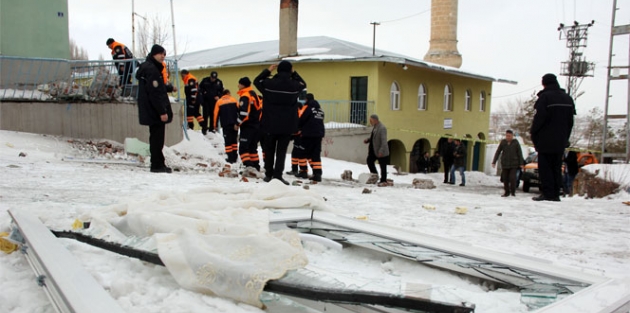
[350, 76, 368, 125]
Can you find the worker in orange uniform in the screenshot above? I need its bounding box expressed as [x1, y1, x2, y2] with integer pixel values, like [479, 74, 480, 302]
[295, 94, 325, 181]
[235, 77, 262, 171]
[106, 38, 135, 86]
[180, 70, 203, 130]
[214, 90, 240, 164]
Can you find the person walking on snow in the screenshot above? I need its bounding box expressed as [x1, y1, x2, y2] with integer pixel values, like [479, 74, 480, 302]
[364, 114, 390, 186]
[492, 129, 524, 197]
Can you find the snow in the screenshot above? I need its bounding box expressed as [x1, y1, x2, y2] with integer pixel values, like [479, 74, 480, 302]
[1, 129, 629, 313]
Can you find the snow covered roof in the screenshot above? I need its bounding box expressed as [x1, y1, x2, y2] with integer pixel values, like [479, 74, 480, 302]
[174, 36, 516, 84]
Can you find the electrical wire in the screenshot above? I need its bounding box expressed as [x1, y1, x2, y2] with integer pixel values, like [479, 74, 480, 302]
[491, 84, 540, 99]
[380, 9, 430, 24]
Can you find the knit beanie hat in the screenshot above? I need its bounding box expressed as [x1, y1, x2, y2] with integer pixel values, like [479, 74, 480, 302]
[150, 44, 166, 56]
[106, 38, 114, 45]
[277, 60, 293, 73]
[542, 73, 558, 86]
[238, 77, 251, 87]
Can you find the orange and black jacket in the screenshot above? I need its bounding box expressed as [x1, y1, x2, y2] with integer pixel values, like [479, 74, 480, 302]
[109, 41, 134, 63]
[298, 100, 325, 137]
[213, 94, 239, 129]
[161, 62, 174, 93]
[182, 73, 198, 106]
[236, 87, 262, 128]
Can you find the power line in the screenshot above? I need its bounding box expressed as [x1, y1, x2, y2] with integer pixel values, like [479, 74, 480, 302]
[491, 84, 540, 99]
[380, 9, 430, 24]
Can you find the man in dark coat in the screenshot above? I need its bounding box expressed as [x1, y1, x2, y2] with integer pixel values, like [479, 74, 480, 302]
[254, 60, 307, 185]
[198, 71, 224, 134]
[416, 152, 431, 174]
[449, 139, 466, 186]
[439, 138, 455, 183]
[135, 44, 173, 173]
[429, 152, 441, 173]
[364, 114, 390, 186]
[492, 130, 525, 197]
[530, 73, 575, 201]
[563, 145, 579, 196]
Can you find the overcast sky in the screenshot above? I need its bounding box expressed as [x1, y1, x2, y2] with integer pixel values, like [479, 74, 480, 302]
[67, 0, 629, 115]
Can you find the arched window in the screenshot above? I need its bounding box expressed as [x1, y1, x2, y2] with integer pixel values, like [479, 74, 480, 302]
[464, 89, 471, 111]
[443, 84, 453, 111]
[390, 82, 400, 110]
[480, 91, 487, 112]
[417, 84, 427, 110]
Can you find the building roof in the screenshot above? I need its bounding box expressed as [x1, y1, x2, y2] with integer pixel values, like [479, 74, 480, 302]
[175, 36, 516, 84]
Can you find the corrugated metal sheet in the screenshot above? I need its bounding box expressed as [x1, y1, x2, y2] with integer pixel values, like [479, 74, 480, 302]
[174, 36, 516, 84]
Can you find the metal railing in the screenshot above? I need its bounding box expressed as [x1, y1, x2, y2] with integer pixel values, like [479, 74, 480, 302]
[319, 100, 375, 129]
[0, 56, 179, 102]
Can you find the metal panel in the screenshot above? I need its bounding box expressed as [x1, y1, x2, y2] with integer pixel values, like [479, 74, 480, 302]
[8, 209, 125, 313]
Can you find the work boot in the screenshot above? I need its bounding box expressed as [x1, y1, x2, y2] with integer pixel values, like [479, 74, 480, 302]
[295, 171, 308, 179]
[311, 175, 322, 182]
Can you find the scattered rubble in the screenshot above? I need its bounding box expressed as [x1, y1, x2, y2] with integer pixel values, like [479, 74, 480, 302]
[575, 169, 621, 199]
[412, 178, 435, 189]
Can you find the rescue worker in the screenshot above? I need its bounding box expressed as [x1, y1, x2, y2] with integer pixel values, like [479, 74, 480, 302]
[106, 38, 134, 86]
[161, 62, 176, 93]
[181, 70, 203, 130]
[296, 93, 325, 182]
[235, 77, 262, 171]
[254, 60, 307, 185]
[135, 44, 173, 173]
[198, 71, 224, 134]
[214, 89, 239, 164]
[287, 103, 305, 175]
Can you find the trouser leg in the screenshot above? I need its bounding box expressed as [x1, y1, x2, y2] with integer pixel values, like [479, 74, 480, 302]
[149, 123, 166, 169]
[367, 153, 378, 174]
[378, 155, 389, 182]
[273, 134, 291, 178]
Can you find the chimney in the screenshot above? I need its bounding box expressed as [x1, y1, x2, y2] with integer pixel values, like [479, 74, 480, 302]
[279, 0, 299, 57]
[423, 0, 462, 68]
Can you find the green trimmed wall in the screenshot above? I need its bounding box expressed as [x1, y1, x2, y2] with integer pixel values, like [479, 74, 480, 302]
[0, 0, 70, 58]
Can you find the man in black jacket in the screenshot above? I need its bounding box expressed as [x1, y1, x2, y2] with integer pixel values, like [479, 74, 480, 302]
[530, 73, 575, 201]
[198, 71, 224, 134]
[254, 60, 306, 185]
[439, 138, 455, 183]
[135, 44, 173, 173]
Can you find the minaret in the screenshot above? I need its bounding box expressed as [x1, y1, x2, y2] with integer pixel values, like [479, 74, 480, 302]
[279, 0, 299, 57]
[423, 0, 462, 68]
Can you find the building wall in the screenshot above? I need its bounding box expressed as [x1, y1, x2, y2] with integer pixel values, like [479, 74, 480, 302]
[0, 0, 70, 59]
[183, 61, 492, 172]
[0, 102, 184, 146]
[374, 62, 492, 172]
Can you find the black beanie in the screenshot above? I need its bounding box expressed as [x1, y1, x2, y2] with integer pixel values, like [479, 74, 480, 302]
[238, 77, 251, 87]
[277, 60, 292, 73]
[542, 73, 558, 86]
[106, 38, 114, 46]
[150, 44, 166, 56]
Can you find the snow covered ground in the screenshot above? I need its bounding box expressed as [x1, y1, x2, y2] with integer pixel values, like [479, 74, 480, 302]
[1, 129, 629, 313]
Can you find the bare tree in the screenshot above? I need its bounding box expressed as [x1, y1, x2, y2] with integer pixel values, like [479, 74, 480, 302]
[136, 14, 171, 57]
[69, 38, 89, 60]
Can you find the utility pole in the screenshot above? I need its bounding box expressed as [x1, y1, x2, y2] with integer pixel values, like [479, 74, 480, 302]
[132, 0, 135, 55]
[601, 0, 630, 163]
[557, 20, 595, 100]
[170, 0, 178, 58]
[370, 21, 380, 56]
